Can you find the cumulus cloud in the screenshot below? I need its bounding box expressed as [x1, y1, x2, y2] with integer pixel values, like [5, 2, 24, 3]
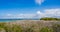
[17, 14, 36, 18]
[36, 11, 44, 18]
[1, 8, 60, 19]
[7, 14, 12, 16]
[37, 11, 42, 14]
[37, 9, 60, 18]
[2, 14, 36, 19]
[35, 0, 45, 5]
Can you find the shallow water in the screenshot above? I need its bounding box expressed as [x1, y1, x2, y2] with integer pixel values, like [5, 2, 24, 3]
[0, 19, 22, 22]
[0, 19, 39, 22]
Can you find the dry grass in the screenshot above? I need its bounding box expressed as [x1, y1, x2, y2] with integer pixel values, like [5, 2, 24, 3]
[0, 20, 60, 32]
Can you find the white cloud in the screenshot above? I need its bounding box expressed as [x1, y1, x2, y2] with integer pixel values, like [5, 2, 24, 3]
[45, 9, 60, 17]
[7, 14, 12, 16]
[1, 8, 60, 19]
[17, 14, 36, 18]
[37, 9, 60, 18]
[36, 11, 45, 18]
[37, 11, 41, 14]
[2, 14, 36, 19]
[35, 0, 45, 5]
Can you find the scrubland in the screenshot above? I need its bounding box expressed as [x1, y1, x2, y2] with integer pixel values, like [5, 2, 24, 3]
[0, 20, 60, 32]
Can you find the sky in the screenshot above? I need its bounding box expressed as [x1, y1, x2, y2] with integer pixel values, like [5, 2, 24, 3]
[0, 0, 60, 19]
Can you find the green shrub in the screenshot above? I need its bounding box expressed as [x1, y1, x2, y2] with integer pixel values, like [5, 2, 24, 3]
[4, 24, 22, 32]
[0, 23, 22, 32]
[40, 17, 60, 21]
[40, 27, 53, 32]
[52, 24, 60, 32]
[0, 23, 6, 28]
[12, 25, 22, 32]
[24, 27, 34, 32]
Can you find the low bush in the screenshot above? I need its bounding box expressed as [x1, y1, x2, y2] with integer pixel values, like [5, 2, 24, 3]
[40, 27, 53, 32]
[40, 17, 60, 21]
[52, 24, 60, 32]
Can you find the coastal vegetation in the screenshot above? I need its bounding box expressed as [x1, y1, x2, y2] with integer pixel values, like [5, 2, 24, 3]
[40, 27, 53, 32]
[0, 20, 60, 32]
[40, 17, 60, 21]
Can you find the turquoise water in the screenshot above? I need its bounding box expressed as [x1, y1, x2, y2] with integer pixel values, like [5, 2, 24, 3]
[0, 19, 39, 22]
[0, 19, 22, 22]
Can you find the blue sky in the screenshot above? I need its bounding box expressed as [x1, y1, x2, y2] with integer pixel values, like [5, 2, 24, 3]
[0, 0, 60, 19]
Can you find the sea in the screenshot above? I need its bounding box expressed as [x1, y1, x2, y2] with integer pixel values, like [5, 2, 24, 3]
[0, 19, 21, 22]
[0, 18, 39, 22]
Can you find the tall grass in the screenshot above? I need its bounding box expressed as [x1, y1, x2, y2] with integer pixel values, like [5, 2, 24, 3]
[0, 21, 60, 32]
